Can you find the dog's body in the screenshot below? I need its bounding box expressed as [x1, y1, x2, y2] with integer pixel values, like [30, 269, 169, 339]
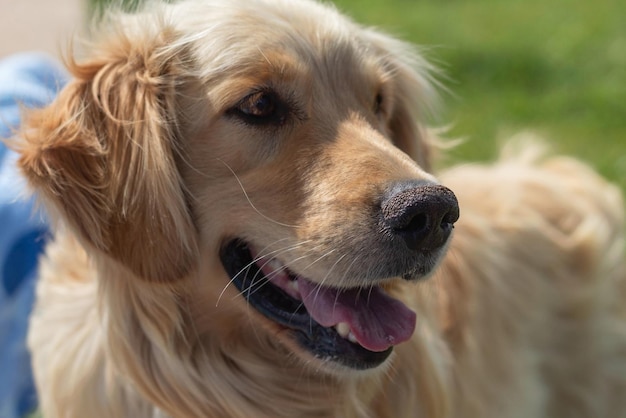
[16, 0, 626, 417]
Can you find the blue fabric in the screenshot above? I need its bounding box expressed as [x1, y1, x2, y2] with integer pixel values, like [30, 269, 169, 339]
[0, 53, 67, 418]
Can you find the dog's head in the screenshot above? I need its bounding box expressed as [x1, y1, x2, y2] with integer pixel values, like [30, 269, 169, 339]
[19, 0, 458, 372]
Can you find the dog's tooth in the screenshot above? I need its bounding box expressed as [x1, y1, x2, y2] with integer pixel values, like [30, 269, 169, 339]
[336, 322, 350, 338]
[267, 258, 284, 272]
[288, 280, 299, 292]
[348, 332, 358, 344]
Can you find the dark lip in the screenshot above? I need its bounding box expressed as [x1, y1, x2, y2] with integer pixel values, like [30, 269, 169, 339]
[219, 239, 392, 370]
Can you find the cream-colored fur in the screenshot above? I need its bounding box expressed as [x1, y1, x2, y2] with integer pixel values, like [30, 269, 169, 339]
[16, 0, 626, 417]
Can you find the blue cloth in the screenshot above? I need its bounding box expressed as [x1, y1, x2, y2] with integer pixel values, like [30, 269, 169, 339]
[0, 53, 67, 418]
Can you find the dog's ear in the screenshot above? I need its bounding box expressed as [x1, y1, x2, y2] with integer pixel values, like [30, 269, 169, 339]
[365, 30, 439, 172]
[17, 27, 198, 282]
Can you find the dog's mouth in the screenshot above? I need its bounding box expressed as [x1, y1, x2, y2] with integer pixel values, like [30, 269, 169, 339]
[219, 240, 417, 370]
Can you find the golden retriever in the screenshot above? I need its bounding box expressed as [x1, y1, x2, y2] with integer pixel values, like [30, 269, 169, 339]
[15, 0, 626, 416]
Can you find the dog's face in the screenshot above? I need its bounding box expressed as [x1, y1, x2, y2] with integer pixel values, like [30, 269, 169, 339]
[19, 0, 458, 372]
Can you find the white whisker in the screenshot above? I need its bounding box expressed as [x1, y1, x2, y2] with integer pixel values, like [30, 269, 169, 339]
[215, 239, 311, 306]
[300, 249, 337, 273]
[216, 158, 301, 229]
[306, 252, 349, 319]
[238, 242, 329, 302]
[331, 255, 362, 315]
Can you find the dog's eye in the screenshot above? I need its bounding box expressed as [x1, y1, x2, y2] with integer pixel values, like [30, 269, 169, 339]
[373, 92, 384, 115]
[231, 90, 287, 126]
[240, 91, 276, 117]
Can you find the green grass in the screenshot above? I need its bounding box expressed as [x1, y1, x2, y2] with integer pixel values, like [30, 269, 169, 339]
[332, 0, 626, 190]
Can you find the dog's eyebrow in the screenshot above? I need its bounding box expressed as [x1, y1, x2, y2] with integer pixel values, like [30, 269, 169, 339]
[209, 61, 308, 112]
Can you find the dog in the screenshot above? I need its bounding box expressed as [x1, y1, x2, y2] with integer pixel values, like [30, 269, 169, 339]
[15, 0, 626, 416]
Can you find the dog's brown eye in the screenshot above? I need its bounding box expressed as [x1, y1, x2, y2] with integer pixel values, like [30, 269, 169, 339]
[240, 92, 276, 117]
[230, 90, 287, 126]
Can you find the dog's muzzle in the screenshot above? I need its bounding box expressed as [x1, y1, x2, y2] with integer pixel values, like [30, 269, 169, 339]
[219, 181, 459, 370]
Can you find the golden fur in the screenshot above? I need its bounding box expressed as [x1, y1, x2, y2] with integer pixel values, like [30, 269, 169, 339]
[15, 0, 626, 416]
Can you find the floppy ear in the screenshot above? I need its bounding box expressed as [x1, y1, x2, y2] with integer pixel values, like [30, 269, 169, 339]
[365, 29, 439, 172]
[17, 27, 198, 282]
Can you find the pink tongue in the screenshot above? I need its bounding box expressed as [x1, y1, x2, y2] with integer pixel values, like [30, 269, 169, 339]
[297, 278, 417, 352]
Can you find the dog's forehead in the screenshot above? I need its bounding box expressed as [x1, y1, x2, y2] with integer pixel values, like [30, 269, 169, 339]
[195, 35, 389, 114]
[177, 0, 388, 85]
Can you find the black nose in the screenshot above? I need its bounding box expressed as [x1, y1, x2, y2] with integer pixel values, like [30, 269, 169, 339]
[381, 182, 460, 251]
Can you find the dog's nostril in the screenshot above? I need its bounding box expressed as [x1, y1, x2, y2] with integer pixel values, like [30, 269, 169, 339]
[401, 213, 428, 233]
[382, 183, 460, 252]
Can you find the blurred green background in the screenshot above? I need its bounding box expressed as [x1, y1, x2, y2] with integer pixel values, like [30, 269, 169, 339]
[92, 0, 625, 190]
[332, 0, 626, 190]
